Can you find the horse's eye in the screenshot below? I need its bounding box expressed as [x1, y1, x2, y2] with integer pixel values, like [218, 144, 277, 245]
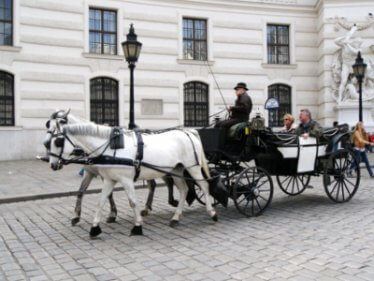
[45, 120, 50, 129]
[54, 137, 65, 148]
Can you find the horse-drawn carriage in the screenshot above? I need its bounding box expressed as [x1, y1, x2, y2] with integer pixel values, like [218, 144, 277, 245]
[42, 110, 360, 237]
[196, 114, 360, 217]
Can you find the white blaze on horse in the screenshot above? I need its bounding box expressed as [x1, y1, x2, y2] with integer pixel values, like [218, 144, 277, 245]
[44, 110, 217, 237]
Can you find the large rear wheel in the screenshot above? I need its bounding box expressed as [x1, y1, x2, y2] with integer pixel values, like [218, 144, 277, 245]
[323, 148, 360, 203]
[232, 166, 273, 217]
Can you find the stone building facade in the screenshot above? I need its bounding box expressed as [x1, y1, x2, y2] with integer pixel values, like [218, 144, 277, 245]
[0, 0, 373, 160]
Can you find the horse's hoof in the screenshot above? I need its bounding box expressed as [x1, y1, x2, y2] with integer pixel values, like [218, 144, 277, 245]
[106, 216, 116, 223]
[169, 220, 179, 227]
[212, 214, 218, 222]
[90, 225, 102, 237]
[71, 217, 80, 226]
[130, 225, 143, 236]
[141, 210, 149, 217]
[169, 200, 179, 207]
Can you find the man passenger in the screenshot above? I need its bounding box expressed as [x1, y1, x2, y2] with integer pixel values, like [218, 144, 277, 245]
[295, 109, 323, 139]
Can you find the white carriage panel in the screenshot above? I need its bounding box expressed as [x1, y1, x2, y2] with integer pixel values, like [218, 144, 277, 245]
[297, 137, 317, 173]
[317, 144, 328, 157]
[277, 147, 298, 159]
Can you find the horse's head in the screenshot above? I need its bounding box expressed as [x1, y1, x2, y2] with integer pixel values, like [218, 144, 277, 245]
[43, 110, 71, 171]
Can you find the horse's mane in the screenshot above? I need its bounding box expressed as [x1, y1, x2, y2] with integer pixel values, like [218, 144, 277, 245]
[64, 123, 112, 138]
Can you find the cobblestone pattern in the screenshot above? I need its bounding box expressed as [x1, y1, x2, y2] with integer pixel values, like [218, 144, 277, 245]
[1, 176, 374, 281]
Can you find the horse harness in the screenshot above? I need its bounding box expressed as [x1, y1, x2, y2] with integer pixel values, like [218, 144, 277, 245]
[47, 125, 201, 182]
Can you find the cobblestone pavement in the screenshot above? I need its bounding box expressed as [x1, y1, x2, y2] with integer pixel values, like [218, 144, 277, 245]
[1, 173, 374, 280]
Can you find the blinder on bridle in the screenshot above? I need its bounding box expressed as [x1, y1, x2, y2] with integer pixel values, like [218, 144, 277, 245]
[54, 136, 65, 148]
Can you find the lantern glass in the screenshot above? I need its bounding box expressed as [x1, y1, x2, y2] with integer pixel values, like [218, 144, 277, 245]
[121, 24, 142, 63]
[352, 52, 367, 78]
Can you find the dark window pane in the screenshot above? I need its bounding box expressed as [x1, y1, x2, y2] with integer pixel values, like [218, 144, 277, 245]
[90, 77, 119, 126]
[267, 24, 289, 64]
[268, 84, 291, 127]
[184, 82, 209, 127]
[183, 18, 207, 61]
[89, 8, 117, 55]
[0, 71, 14, 126]
[0, 0, 12, 46]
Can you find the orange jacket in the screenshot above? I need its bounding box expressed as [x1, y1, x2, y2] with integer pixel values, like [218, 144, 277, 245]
[353, 130, 370, 149]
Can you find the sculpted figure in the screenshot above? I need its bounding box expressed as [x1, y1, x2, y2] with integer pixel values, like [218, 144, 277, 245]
[333, 25, 363, 103]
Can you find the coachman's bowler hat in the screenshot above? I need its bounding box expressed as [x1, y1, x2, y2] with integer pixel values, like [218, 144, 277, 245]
[234, 82, 248, 91]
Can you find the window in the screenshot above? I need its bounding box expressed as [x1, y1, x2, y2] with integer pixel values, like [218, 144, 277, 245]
[90, 77, 119, 126]
[267, 24, 289, 64]
[89, 8, 117, 55]
[268, 84, 291, 127]
[184, 82, 209, 127]
[183, 18, 207, 61]
[0, 71, 14, 126]
[0, 0, 13, 46]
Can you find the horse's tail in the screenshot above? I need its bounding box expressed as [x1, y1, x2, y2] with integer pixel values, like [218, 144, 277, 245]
[187, 129, 211, 179]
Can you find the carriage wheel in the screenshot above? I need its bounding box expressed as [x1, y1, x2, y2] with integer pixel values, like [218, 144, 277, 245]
[323, 148, 360, 203]
[233, 166, 273, 217]
[276, 174, 311, 196]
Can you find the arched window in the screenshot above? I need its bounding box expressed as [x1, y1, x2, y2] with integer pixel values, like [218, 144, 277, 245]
[90, 77, 119, 126]
[184, 81, 209, 127]
[268, 84, 291, 127]
[0, 71, 14, 126]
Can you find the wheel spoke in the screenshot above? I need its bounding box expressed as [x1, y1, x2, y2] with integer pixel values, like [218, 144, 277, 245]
[285, 177, 292, 192]
[295, 176, 300, 192]
[342, 180, 352, 197]
[335, 181, 341, 201]
[345, 178, 356, 187]
[281, 176, 291, 185]
[255, 197, 263, 211]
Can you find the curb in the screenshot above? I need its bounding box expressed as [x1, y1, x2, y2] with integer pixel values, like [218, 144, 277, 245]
[0, 184, 164, 205]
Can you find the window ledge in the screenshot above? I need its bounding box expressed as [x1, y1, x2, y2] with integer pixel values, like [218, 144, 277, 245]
[177, 59, 215, 66]
[82, 52, 124, 60]
[0, 126, 23, 131]
[0, 45, 22, 53]
[261, 63, 297, 69]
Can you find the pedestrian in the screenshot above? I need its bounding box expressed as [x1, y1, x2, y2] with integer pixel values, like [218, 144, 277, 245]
[215, 82, 252, 134]
[295, 109, 323, 139]
[280, 113, 297, 133]
[349, 122, 374, 177]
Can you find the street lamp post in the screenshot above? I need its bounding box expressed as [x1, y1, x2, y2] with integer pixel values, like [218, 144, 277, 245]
[121, 24, 142, 130]
[352, 51, 367, 122]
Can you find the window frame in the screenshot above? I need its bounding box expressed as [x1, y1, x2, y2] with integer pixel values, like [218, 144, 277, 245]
[184, 81, 209, 127]
[267, 24, 290, 65]
[268, 84, 292, 128]
[0, 71, 14, 126]
[182, 17, 208, 61]
[90, 77, 119, 126]
[89, 7, 117, 55]
[0, 0, 13, 46]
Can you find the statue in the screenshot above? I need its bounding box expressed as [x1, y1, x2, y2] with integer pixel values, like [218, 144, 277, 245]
[331, 25, 363, 103]
[341, 59, 374, 102]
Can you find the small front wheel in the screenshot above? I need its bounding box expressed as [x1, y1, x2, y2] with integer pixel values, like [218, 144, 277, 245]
[276, 174, 311, 196]
[232, 166, 273, 217]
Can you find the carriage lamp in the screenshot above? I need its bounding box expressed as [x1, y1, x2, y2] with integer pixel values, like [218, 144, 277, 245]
[352, 51, 367, 122]
[122, 24, 142, 129]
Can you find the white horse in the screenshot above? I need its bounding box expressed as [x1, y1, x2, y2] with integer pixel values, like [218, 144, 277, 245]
[43, 112, 180, 226]
[45, 111, 217, 237]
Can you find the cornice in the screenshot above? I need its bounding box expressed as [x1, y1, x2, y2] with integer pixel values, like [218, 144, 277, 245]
[123, 0, 317, 16]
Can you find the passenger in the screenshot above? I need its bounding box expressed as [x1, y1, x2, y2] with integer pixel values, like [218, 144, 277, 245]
[280, 113, 297, 133]
[349, 122, 374, 177]
[295, 109, 323, 139]
[215, 82, 253, 133]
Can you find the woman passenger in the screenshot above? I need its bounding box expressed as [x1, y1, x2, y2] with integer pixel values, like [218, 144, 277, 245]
[281, 113, 297, 133]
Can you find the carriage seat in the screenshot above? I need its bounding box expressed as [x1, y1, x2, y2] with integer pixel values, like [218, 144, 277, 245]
[227, 122, 248, 140]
